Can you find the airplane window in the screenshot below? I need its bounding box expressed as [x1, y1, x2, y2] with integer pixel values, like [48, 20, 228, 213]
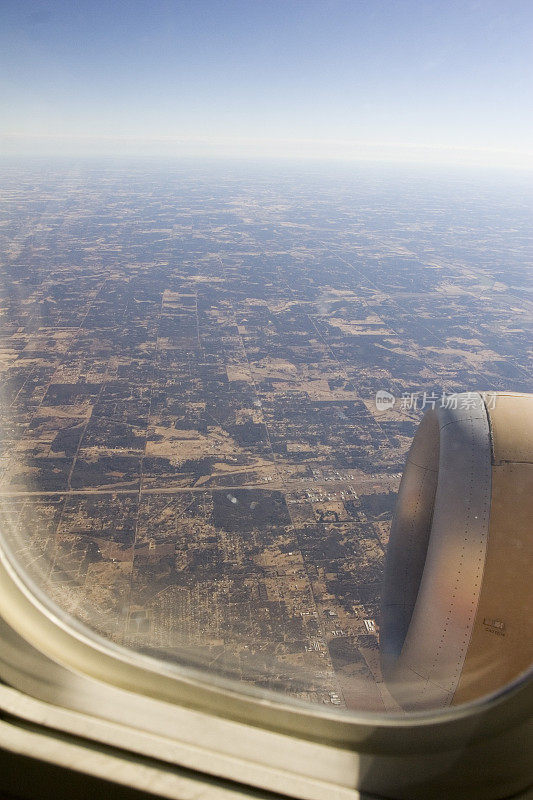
[1, 4, 533, 797]
[0, 160, 531, 717]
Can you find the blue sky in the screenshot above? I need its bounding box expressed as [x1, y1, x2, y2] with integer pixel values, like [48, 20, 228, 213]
[1, 0, 532, 167]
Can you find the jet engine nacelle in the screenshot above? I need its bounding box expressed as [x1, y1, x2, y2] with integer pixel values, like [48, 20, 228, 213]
[380, 392, 533, 710]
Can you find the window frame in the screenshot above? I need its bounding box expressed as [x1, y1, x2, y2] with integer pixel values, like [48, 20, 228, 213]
[0, 529, 531, 800]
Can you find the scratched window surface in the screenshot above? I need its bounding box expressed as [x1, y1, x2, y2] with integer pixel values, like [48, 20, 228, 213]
[0, 161, 531, 711]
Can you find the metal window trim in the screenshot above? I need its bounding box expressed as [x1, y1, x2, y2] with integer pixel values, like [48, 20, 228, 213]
[0, 705, 322, 800]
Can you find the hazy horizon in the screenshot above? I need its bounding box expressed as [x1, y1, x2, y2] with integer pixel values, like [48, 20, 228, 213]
[2, 0, 533, 169]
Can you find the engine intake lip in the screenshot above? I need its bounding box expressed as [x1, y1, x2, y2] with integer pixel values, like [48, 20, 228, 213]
[380, 391, 492, 709]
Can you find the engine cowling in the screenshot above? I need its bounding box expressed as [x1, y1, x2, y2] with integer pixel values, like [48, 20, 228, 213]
[380, 391, 533, 710]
